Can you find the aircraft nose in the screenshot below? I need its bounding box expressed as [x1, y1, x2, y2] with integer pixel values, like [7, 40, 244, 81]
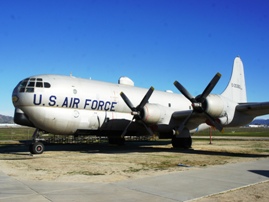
[13, 108, 34, 127]
[12, 84, 20, 106]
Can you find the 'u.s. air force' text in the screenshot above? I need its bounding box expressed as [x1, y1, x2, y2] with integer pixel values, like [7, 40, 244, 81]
[33, 94, 117, 111]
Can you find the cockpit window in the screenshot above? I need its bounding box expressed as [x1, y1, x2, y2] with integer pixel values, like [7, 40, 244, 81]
[44, 82, 51, 88]
[36, 82, 43, 87]
[28, 82, 35, 87]
[18, 77, 51, 93]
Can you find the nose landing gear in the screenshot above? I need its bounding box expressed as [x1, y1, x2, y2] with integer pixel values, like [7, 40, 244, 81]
[29, 129, 45, 154]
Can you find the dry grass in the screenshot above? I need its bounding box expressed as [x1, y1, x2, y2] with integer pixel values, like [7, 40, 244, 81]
[0, 139, 268, 183]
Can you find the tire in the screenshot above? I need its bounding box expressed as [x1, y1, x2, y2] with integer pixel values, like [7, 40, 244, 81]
[29, 142, 45, 154]
[172, 136, 192, 149]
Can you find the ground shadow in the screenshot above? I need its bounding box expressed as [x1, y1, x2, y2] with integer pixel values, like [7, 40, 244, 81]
[1, 140, 269, 160]
[249, 170, 269, 178]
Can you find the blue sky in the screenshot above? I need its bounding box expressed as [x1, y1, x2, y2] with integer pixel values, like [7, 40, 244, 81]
[1, 0, 269, 118]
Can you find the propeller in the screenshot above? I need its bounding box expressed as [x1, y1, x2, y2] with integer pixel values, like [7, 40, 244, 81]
[120, 87, 154, 137]
[174, 73, 223, 132]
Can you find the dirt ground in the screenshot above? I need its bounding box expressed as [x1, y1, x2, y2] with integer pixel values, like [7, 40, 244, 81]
[0, 139, 269, 201]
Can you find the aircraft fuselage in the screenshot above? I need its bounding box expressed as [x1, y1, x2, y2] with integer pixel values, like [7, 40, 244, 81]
[12, 75, 191, 136]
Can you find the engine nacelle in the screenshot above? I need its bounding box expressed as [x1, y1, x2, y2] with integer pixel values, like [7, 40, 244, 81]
[205, 94, 225, 117]
[141, 103, 169, 124]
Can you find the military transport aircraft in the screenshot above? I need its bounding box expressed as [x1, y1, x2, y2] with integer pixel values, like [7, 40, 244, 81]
[12, 57, 269, 154]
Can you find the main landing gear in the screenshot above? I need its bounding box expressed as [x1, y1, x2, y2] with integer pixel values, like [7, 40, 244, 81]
[171, 128, 192, 149]
[29, 129, 45, 154]
[171, 136, 192, 149]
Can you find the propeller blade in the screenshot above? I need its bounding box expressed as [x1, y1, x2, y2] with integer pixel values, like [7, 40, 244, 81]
[121, 118, 135, 138]
[120, 92, 135, 111]
[204, 111, 223, 132]
[140, 121, 153, 136]
[120, 86, 155, 137]
[199, 73, 221, 102]
[174, 73, 223, 136]
[137, 86, 154, 111]
[174, 81, 195, 102]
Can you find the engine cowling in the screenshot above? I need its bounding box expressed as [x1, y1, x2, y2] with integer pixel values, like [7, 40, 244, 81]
[141, 103, 168, 124]
[204, 94, 225, 117]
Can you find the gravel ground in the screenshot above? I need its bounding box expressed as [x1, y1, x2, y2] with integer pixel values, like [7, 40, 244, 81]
[0, 139, 269, 201]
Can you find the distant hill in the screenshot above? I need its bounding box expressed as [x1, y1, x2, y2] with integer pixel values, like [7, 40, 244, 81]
[0, 114, 14, 123]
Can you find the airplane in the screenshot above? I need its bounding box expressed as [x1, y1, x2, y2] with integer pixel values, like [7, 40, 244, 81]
[12, 57, 269, 154]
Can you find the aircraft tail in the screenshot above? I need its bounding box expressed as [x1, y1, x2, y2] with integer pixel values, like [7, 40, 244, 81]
[221, 57, 247, 103]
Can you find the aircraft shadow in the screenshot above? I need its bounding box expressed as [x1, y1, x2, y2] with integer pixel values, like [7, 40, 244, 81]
[1, 141, 268, 159]
[249, 170, 269, 178]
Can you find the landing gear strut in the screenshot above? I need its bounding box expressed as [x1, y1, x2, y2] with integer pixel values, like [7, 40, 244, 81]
[29, 129, 45, 154]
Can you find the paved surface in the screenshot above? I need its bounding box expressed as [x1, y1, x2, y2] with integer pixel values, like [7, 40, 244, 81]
[0, 158, 268, 202]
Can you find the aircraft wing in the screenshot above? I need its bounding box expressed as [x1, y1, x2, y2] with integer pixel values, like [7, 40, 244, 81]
[172, 110, 193, 119]
[172, 101, 269, 130]
[172, 110, 206, 129]
[236, 102, 269, 117]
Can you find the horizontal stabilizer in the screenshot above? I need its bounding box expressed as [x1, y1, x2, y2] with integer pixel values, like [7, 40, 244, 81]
[236, 102, 269, 117]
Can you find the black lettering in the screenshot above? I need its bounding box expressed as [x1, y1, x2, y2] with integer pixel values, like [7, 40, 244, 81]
[98, 100, 104, 110]
[72, 98, 80, 108]
[91, 100, 98, 110]
[62, 97, 68, 107]
[69, 98, 73, 108]
[104, 101, 111, 111]
[33, 94, 42, 105]
[110, 102, 117, 111]
[49, 95, 57, 106]
[84, 99, 91, 109]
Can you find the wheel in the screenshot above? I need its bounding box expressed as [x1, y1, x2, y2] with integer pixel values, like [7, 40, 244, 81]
[171, 136, 180, 148]
[183, 137, 192, 148]
[29, 142, 45, 154]
[172, 136, 192, 149]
